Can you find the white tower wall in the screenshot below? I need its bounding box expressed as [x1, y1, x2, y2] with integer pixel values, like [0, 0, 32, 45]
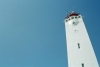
[64, 14, 99, 67]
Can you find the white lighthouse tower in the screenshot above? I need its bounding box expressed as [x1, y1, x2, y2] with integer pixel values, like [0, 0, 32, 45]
[64, 11, 99, 67]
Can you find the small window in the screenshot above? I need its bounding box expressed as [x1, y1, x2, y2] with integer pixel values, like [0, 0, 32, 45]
[66, 20, 68, 22]
[75, 30, 77, 31]
[82, 63, 84, 67]
[75, 16, 77, 18]
[71, 17, 74, 19]
[78, 16, 81, 18]
[78, 43, 80, 49]
[75, 30, 79, 33]
[73, 22, 75, 24]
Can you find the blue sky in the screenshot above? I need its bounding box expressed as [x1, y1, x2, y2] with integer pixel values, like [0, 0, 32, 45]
[0, 0, 100, 67]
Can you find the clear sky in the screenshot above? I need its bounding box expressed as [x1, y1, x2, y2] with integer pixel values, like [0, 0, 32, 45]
[0, 0, 100, 67]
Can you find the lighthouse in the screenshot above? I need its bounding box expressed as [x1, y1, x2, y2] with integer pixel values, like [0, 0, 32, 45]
[64, 11, 99, 67]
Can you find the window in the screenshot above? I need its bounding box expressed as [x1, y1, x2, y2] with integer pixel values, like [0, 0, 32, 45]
[73, 22, 75, 24]
[78, 43, 80, 49]
[78, 16, 81, 18]
[71, 17, 74, 19]
[66, 20, 68, 22]
[75, 16, 77, 18]
[82, 63, 84, 67]
[73, 21, 78, 25]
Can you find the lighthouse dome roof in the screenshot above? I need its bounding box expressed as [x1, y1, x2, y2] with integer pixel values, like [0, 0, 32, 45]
[66, 11, 79, 19]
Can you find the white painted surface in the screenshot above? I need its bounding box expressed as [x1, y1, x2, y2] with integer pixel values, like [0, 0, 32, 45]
[64, 15, 99, 67]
